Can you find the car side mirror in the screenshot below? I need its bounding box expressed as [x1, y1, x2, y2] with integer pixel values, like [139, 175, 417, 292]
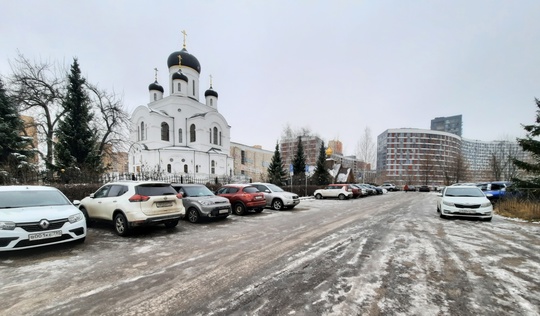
[90, 193, 95, 198]
[437, 193, 442, 197]
[265, 189, 271, 193]
[73, 200, 80, 206]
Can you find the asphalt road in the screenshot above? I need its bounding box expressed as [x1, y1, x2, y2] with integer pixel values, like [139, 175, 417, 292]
[1, 192, 539, 316]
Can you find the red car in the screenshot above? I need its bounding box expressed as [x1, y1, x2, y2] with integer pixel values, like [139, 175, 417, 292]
[216, 184, 266, 215]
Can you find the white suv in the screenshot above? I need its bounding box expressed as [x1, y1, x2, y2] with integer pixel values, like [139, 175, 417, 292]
[77, 181, 185, 236]
[251, 183, 300, 210]
[380, 183, 397, 191]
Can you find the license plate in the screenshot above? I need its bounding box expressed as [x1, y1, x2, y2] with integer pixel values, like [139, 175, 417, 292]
[219, 209, 229, 214]
[255, 196, 263, 200]
[460, 209, 476, 214]
[29, 230, 62, 241]
[157, 201, 173, 208]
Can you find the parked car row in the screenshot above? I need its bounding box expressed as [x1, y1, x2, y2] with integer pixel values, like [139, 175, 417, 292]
[313, 183, 387, 200]
[450, 181, 511, 203]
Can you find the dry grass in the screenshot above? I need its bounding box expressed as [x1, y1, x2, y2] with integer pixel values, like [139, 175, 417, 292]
[496, 198, 540, 222]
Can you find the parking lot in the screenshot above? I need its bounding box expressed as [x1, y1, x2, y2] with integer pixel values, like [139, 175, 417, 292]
[1, 192, 539, 316]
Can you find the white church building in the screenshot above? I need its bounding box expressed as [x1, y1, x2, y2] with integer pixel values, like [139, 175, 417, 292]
[128, 37, 234, 180]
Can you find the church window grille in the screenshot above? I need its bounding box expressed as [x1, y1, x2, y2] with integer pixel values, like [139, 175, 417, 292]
[161, 122, 170, 141]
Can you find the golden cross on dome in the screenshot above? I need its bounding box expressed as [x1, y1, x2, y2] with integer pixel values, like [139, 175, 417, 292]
[154, 68, 158, 81]
[181, 30, 187, 48]
[177, 54, 182, 67]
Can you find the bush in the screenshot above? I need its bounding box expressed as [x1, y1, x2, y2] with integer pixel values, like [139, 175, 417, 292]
[496, 197, 540, 222]
[51, 183, 102, 202]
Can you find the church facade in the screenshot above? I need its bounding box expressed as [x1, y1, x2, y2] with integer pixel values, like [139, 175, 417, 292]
[128, 38, 233, 179]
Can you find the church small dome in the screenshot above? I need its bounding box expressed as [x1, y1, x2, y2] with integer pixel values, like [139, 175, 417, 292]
[172, 70, 188, 82]
[167, 48, 201, 73]
[204, 87, 218, 98]
[148, 81, 164, 93]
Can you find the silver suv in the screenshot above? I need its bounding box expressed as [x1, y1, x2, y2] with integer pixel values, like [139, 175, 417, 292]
[77, 181, 185, 236]
[171, 184, 231, 223]
[251, 183, 300, 210]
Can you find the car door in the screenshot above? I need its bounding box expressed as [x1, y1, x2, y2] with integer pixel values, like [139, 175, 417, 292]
[252, 184, 271, 205]
[87, 185, 127, 220]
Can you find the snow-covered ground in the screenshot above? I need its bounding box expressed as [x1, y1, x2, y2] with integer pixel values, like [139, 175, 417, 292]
[1, 192, 539, 315]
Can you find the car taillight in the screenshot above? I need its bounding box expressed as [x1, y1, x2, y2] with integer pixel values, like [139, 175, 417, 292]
[176, 193, 183, 199]
[129, 194, 150, 202]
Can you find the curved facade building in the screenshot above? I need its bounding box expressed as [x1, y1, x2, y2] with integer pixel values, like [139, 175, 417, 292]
[377, 128, 462, 186]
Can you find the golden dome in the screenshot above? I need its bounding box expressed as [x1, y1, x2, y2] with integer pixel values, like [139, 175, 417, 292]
[325, 147, 333, 156]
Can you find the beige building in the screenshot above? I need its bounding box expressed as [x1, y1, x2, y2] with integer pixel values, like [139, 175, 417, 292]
[230, 142, 273, 182]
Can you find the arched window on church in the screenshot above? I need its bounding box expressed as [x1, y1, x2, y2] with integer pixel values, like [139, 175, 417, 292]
[213, 127, 218, 145]
[167, 164, 171, 173]
[211, 160, 216, 174]
[161, 122, 170, 141]
[209, 128, 212, 143]
[178, 128, 182, 143]
[196, 165, 199, 173]
[140, 122, 145, 141]
[219, 132, 222, 146]
[210, 99, 213, 106]
[192, 80, 196, 96]
[190, 124, 196, 142]
[177, 83, 181, 92]
[184, 164, 188, 173]
[154, 93, 157, 101]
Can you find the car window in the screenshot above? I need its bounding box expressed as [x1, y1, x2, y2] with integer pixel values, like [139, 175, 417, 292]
[252, 184, 265, 192]
[226, 187, 239, 194]
[136, 184, 177, 196]
[243, 186, 259, 193]
[108, 185, 128, 197]
[183, 185, 214, 197]
[0, 190, 71, 208]
[216, 187, 227, 194]
[445, 187, 484, 197]
[94, 185, 111, 198]
[266, 184, 284, 192]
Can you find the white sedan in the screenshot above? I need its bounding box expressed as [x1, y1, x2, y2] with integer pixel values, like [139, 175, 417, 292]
[0, 186, 86, 251]
[436, 185, 493, 221]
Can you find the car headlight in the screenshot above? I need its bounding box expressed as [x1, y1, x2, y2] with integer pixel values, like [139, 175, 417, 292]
[199, 200, 214, 206]
[0, 221, 16, 230]
[481, 202, 492, 207]
[68, 213, 84, 223]
[443, 200, 455, 206]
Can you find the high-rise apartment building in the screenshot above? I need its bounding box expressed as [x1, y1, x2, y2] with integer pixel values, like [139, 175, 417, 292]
[430, 115, 462, 137]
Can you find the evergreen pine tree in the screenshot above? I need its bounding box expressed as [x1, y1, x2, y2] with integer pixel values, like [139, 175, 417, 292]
[0, 78, 32, 165]
[292, 136, 306, 184]
[55, 58, 100, 177]
[512, 98, 540, 188]
[267, 142, 287, 185]
[313, 141, 331, 185]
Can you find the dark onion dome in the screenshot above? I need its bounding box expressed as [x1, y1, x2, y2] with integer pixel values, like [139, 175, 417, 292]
[148, 80, 164, 93]
[205, 87, 218, 98]
[167, 48, 201, 73]
[172, 70, 188, 82]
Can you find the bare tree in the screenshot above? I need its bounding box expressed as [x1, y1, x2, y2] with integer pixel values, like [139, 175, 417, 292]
[8, 52, 67, 169]
[489, 140, 522, 181]
[441, 154, 469, 185]
[356, 127, 376, 168]
[86, 83, 130, 166]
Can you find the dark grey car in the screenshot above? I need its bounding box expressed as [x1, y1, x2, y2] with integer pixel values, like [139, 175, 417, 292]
[171, 184, 231, 223]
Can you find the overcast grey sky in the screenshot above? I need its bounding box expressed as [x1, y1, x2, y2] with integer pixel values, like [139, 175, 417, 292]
[1, 1, 539, 155]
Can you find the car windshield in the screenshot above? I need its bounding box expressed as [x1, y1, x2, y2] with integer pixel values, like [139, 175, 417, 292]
[444, 187, 484, 197]
[182, 186, 214, 197]
[0, 190, 71, 208]
[266, 184, 284, 192]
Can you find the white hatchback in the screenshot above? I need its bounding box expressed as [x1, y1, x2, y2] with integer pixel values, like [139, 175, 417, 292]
[0, 186, 86, 251]
[437, 185, 493, 221]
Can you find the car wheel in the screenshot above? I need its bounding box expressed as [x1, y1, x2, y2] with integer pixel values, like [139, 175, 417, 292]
[338, 194, 346, 200]
[254, 208, 264, 213]
[483, 217, 493, 222]
[79, 207, 92, 227]
[114, 213, 130, 236]
[440, 214, 446, 219]
[315, 193, 323, 199]
[272, 199, 284, 210]
[164, 219, 179, 228]
[187, 208, 200, 223]
[233, 203, 246, 216]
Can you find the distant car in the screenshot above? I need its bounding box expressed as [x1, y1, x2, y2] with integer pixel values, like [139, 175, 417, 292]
[437, 185, 493, 221]
[77, 181, 185, 236]
[418, 185, 430, 192]
[216, 184, 266, 215]
[171, 184, 231, 223]
[0, 186, 86, 251]
[380, 183, 397, 191]
[251, 183, 300, 210]
[313, 185, 354, 200]
[356, 184, 376, 195]
[404, 185, 417, 192]
[476, 181, 510, 203]
[351, 184, 369, 197]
